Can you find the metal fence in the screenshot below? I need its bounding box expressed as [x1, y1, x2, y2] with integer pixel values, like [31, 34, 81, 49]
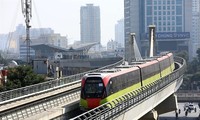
[70, 56, 186, 120]
[0, 58, 123, 104]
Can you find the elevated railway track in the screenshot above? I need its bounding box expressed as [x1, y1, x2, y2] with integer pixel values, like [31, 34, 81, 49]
[0, 58, 123, 120]
[0, 56, 186, 120]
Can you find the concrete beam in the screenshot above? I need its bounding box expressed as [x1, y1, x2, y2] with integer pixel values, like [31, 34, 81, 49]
[139, 109, 158, 120]
[155, 93, 178, 115]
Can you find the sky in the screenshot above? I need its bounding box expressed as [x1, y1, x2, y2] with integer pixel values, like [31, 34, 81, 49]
[0, 0, 124, 46]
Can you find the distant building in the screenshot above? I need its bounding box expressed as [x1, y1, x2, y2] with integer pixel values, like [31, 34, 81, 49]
[124, 0, 193, 60]
[107, 39, 119, 51]
[191, 0, 200, 58]
[19, 33, 67, 60]
[80, 4, 101, 51]
[115, 19, 124, 47]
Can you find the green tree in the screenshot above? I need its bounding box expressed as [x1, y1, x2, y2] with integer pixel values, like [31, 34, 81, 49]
[175, 50, 189, 63]
[1, 65, 45, 91]
[197, 48, 200, 63]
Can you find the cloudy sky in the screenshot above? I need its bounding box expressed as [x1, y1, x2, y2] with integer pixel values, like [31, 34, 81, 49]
[0, 0, 124, 46]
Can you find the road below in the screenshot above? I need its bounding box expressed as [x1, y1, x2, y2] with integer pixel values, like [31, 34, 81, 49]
[159, 102, 199, 120]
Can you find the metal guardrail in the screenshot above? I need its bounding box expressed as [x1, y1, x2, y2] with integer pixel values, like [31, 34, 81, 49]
[0, 58, 123, 103]
[71, 56, 186, 120]
[0, 82, 81, 120]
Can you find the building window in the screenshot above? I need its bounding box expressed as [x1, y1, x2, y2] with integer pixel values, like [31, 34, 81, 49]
[172, 6, 175, 9]
[163, 11, 166, 15]
[167, 0, 170, 4]
[154, 11, 157, 15]
[154, 0, 157, 4]
[176, 6, 182, 15]
[172, 11, 175, 15]
[167, 6, 170, 10]
[167, 27, 170, 31]
[176, 0, 182, 4]
[163, 22, 166, 25]
[158, 6, 161, 10]
[147, 0, 152, 5]
[147, 6, 152, 15]
[163, 16, 166, 20]
[159, 11, 161, 15]
[147, 17, 153, 25]
[163, 6, 166, 10]
[167, 16, 170, 20]
[167, 11, 170, 15]
[176, 27, 182, 32]
[163, 27, 166, 31]
[154, 6, 157, 10]
[176, 16, 182, 25]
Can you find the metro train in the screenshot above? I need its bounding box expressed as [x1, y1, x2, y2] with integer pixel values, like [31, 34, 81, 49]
[80, 53, 175, 110]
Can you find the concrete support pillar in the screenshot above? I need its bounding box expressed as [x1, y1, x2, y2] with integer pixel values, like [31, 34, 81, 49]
[139, 109, 158, 120]
[155, 93, 178, 115]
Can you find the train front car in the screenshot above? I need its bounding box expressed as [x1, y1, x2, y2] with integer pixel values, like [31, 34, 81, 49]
[80, 73, 108, 111]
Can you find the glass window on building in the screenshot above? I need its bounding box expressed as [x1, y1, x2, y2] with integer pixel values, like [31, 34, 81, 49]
[163, 16, 166, 20]
[172, 6, 175, 9]
[167, 0, 170, 4]
[154, 0, 157, 4]
[172, 0, 175, 4]
[176, 27, 182, 32]
[172, 27, 175, 31]
[158, 27, 162, 31]
[159, 22, 161, 25]
[172, 21, 175, 25]
[159, 6, 161, 10]
[163, 0, 166, 4]
[147, 17, 153, 25]
[167, 27, 170, 31]
[163, 22, 166, 25]
[163, 11, 166, 15]
[147, 6, 152, 15]
[154, 16, 157, 20]
[167, 16, 170, 20]
[154, 6, 157, 10]
[154, 11, 157, 15]
[172, 11, 175, 15]
[159, 16, 162, 20]
[158, 1, 161, 5]
[176, 6, 182, 15]
[167, 6, 170, 10]
[176, 0, 182, 4]
[167, 21, 170, 25]
[163, 6, 166, 10]
[147, 0, 152, 5]
[159, 11, 161, 15]
[163, 27, 166, 31]
[167, 11, 170, 15]
[176, 16, 182, 25]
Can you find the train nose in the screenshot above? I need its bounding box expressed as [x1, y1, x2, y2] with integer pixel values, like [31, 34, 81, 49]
[87, 98, 101, 109]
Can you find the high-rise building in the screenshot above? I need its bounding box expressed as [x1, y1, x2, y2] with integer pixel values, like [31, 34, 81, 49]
[80, 4, 101, 44]
[124, 0, 193, 60]
[115, 19, 124, 47]
[191, 0, 200, 58]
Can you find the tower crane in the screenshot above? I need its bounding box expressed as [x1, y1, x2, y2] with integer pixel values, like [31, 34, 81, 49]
[21, 0, 32, 64]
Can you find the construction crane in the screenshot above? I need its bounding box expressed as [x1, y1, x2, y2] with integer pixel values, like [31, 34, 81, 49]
[21, 0, 32, 64]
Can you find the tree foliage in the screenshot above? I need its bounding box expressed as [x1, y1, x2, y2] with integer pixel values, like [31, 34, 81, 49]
[0, 65, 45, 91]
[179, 48, 200, 90]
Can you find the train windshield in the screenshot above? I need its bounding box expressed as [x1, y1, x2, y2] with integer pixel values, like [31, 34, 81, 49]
[84, 77, 104, 98]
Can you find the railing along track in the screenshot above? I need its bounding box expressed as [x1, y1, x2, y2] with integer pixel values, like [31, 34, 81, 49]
[0, 58, 123, 105]
[0, 85, 80, 120]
